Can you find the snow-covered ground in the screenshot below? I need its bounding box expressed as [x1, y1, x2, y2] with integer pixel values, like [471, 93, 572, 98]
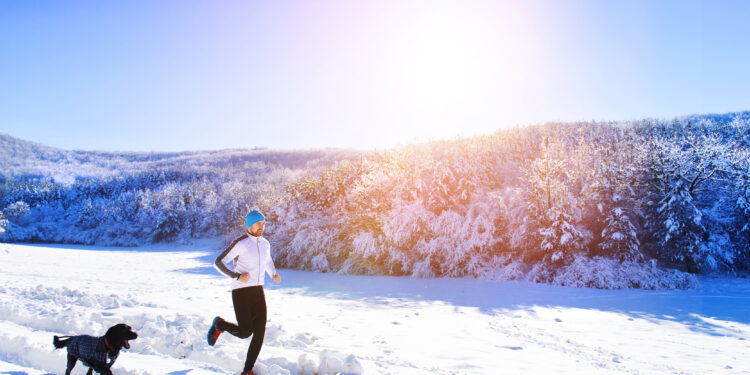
[0, 242, 748, 375]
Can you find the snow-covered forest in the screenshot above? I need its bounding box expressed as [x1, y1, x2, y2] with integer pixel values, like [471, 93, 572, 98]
[0, 134, 363, 245]
[3, 111, 750, 289]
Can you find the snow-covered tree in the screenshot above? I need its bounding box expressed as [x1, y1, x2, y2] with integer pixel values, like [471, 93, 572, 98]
[588, 143, 644, 262]
[598, 200, 641, 262]
[729, 150, 750, 268]
[0, 211, 7, 234]
[523, 138, 589, 269]
[643, 133, 735, 272]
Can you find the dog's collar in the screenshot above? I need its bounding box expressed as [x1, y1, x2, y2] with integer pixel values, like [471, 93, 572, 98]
[104, 337, 115, 353]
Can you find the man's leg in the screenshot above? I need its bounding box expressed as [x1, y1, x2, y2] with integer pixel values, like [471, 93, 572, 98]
[223, 287, 255, 339]
[242, 288, 267, 372]
[216, 318, 243, 337]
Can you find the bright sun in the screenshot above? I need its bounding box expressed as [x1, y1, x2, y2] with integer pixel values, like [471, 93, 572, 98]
[374, 4, 529, 143]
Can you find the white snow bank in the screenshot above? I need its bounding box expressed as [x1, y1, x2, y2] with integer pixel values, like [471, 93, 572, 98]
[552, 256, 701, 289]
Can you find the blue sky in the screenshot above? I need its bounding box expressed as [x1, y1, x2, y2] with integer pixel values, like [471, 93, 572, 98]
[1, 0, 749, 152]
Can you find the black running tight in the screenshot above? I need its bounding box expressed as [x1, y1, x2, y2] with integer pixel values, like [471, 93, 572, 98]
[217, 285, 267, 372]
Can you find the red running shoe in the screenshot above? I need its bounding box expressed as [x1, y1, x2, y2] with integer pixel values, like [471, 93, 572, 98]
[207, 316, 224, 346]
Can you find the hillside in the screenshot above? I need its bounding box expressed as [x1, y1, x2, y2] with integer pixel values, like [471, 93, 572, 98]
[2, 111, 750, 289]
[0, 133, 364, 183]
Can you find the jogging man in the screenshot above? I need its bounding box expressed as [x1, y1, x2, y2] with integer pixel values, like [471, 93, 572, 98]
[207, 209, 281, 375]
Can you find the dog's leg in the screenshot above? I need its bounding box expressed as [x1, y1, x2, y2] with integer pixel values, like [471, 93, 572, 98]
[65, 354, 77, 375]
[86, 367, 94, 375]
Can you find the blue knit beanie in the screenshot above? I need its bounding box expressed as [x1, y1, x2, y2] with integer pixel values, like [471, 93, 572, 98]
[246, 210, 266, 228]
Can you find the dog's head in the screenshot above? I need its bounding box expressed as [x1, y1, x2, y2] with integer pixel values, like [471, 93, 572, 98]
[104, 323, 138, 352]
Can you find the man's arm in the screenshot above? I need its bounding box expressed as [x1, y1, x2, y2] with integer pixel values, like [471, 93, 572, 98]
[265, 243, 281, 283]
[214, 235, 247, 279]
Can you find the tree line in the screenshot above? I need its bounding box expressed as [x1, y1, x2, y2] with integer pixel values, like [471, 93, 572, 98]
[2, 113, 748, 288]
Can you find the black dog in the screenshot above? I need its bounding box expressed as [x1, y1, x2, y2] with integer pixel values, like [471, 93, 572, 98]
[53, 323, 138, 375]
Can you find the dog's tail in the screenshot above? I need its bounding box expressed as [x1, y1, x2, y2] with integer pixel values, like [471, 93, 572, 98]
[53, 335, 72, 349]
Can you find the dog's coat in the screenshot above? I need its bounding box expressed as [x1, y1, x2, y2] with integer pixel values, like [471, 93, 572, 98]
[65, 335, 119, 368]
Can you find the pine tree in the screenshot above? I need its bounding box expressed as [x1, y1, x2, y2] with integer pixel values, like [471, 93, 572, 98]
[643, 133, 734, 272]
[0, 211, 7, 234]
[731, 152, 750, 268]
[524, 138, 588, 267]
[599, 200, 642, 262]
[538, 202, 587, 266]
[590, 145, 643, 262]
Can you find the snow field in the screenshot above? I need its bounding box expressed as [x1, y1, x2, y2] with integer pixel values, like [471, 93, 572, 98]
[1, 242, 749, 374]
[0, 243, 363, 375]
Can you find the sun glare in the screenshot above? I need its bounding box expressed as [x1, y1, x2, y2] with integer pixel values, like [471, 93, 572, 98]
[400, 19, 486, 107]
[376, 3, 530, 144]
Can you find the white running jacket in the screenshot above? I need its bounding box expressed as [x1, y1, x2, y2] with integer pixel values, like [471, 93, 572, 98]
[214, 234, 277, 289]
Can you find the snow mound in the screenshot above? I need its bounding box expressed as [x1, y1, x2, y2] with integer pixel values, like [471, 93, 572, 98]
[551, 256, 701, 290]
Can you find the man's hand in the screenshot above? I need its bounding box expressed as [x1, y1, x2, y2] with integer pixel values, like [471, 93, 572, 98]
[238, 273, 250, 283]
[272, 273, 281, 283]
